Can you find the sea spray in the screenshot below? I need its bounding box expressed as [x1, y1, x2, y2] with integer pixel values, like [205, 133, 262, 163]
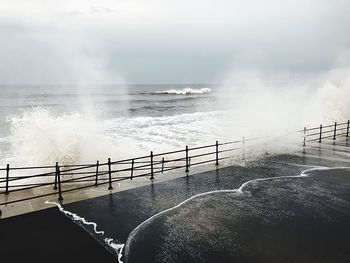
[2, 68, 350, 168]
[6, 107, 137, 166]
[45, 201, 125, 263]
[218, 67, 350, 139]
[3, 106, 303, 174]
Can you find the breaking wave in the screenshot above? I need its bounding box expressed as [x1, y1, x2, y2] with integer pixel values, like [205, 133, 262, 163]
[158, 88, 211, 95]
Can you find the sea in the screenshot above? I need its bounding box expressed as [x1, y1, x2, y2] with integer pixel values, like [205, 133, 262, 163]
[0, 84, 241, 167]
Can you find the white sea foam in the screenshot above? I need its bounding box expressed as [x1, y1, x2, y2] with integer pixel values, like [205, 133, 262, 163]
[45, 201, 124, 263]
[159, 87, 211, 95]
[6, 108, 126, 166]
[3, 109, 234, 167]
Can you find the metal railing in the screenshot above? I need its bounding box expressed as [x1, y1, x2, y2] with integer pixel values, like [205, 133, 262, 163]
[1, 120, 349, 209]
[0, 141, 239, 206]
[302, 120, 350, 146]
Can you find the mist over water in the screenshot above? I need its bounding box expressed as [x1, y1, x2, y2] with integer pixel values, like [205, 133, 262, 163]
[0, 67, 349, 167]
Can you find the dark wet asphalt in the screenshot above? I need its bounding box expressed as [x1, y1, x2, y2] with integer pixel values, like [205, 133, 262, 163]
[125, 168, 350, 263]
[65, 155, 305, 242]
[0, 208, 117, 263]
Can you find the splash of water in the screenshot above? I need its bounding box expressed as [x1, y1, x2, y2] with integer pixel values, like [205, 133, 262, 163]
[3, 68, 350, 167]
[7, 108, 122, 166]
[4, 109, 232, 166]
[218, 67, 350, 138]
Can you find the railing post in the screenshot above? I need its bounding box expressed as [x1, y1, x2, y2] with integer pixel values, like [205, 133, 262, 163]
[54, 162, 58, 190]
[333, 122, 337, 140]
[95, 160, 99, 186]
[347, 120, 349, 137]
[303, 127, 306, 147]
[150, 151, 154, 180]
[130, 159, 134, 180]
[318, 124, 322, 143]
[242, 136, 245, 160]
[161, 157, 164, 174]
[108, 158, 113, 190]
[185, 146, 189, 173]
[5, 164, 10, 195]
[56, 164, 63, 201]
[215, 141, 219, 166]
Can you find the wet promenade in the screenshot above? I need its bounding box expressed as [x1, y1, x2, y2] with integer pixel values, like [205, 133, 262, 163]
[1, 138, 350, 262]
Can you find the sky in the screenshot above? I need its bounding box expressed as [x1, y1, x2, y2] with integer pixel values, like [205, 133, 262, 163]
[0, 0, 349, 84]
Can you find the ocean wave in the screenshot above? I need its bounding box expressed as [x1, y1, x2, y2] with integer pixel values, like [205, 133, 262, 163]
[158, 88, 211, 95]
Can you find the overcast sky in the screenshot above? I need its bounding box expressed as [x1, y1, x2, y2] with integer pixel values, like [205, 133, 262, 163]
[0, 0, 349, 84]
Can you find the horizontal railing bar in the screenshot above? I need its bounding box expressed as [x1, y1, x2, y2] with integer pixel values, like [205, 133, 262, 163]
[305, 138, 320, 143]
[110, 155, 153, 165]
[62, 178, 98, 183]
[335, 132, 348, 136]
[162, 157, 186, 163]
[108, 162, 158, 174]
[0, 181, 55, 195]
[312, 129, 333, 135]
[60, 174, 98, 184]
[304, 126, 320, 132]
[187, 144, 216, 151]
[113, 161, 137, 165]
[321, 134, 337, 139]
[126, 161, 150, 164]
[152, 149, 185, 157]
[60, 163, 99, 168]
[60, 164, 99, 173]
[306, 132, 321, 137]
[2, 181, 54, 189]
[186, 151, 215, 159]
[0, 171, 56, 183]
[219, 140, 242, 145]
[190, 158, 221, 167]
[61, 171, 97, 175]
[336, 127, 348, 132]
[221, 148, 241, 153]
[190, 149, 239, 158]
[321, 124, 337, 129]
[190, 156, 232, 167]
[7, 165, 56, 170]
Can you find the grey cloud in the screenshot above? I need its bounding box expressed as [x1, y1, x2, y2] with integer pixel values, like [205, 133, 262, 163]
[0, 0, 349, 84]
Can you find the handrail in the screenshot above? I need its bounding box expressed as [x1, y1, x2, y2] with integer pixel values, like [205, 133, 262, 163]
[0, 120, 349, 208]
[0, 140, 239, 206]
[302, 120, 349, 146]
